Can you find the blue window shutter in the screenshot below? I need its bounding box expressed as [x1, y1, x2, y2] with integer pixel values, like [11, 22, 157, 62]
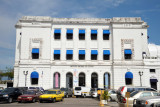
[79, 50, 85, 55]
[67, 29, 73, 34]
[32, 48, 39, 53]
[124, 49, 132, 54]
[67, 50, 73, 54]
[103, 50, 110, 55]
[103, 30, 110, 34]
[91, 30, 97, 34]
[91, 50, 98, 55]
[54, 29, 61, 33]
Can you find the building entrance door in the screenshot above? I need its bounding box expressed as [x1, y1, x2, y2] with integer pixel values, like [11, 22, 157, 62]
[91, 73, 98, 88]
[66, 73, 73, 88]
[79, 73, 85, 86]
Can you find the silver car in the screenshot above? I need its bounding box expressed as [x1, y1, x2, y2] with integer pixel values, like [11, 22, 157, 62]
[134, 96, 160, 107]
[118, 91, 159, 107]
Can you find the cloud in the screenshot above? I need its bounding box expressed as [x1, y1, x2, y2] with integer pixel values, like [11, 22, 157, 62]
[131, 9, 160, 14]
[72, 13, 97, 18]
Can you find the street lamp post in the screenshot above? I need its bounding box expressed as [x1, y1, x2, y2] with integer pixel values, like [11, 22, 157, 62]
[139, 71, 143, 86]
[23, 71, 28, 87]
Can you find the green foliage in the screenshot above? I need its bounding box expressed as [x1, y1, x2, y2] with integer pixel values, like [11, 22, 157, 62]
[0, 67, 14, 80]
[101, 90, 109, 100]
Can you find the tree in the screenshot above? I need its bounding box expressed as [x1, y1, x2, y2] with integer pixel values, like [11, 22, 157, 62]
[5, 67, 14, 80]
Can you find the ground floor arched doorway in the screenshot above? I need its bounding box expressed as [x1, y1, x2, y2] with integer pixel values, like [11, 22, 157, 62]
[66, 72, 73, 88]
[91, 73, 98, 88]
[53, 72, 60, 89]
[79, 72, 85, 86]
[104, 73, 110, 89]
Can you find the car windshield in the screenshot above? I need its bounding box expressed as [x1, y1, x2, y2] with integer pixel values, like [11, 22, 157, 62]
[61, 88, 67, 91]
[130, 91, 139, 97]
[91, 89, 95, 91]
[75, 87, 81, 90]
[29, 87, 36, 89]
[1, 88, 15, 93]
[44, 91, 57, 94]
[24, 91, 36, 95]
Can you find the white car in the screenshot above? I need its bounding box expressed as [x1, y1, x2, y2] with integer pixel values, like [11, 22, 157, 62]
[90, 88, 98, 98]
[118, 91, 159, 107]
[108, 89, 117, 101]
[74, 87, 91, 98]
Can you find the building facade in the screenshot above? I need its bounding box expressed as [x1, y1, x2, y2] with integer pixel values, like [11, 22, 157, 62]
[14, 16, 160, 90]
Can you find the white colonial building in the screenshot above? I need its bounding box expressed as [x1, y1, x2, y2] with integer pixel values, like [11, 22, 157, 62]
[14, 16, 160, 90]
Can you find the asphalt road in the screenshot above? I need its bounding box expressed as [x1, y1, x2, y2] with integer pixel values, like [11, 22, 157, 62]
[0, 98, 118, 107]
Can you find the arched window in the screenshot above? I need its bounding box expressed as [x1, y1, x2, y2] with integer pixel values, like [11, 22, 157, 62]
[79, 73, 85, 86]
[104, 73, 110, 89]
[31, 71, 39, 85]
[91, 73, 98, 88]
[125, 72, 133, 85]
[66, 72, 73, 88]
[53, 72, 60, 88]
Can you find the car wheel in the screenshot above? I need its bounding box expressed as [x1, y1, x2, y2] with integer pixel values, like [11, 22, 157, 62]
[8, 97, 13, 103]
[76, 96, 79, 98]
[39, 100, 43, 103]
[18, 101, 21, 103]
[32, 98, 36, 103]
[108, 97, 112, 102]
[61, 97, 64, 101]
[83, 94, 86, 98]
[52, 98, 56, 103]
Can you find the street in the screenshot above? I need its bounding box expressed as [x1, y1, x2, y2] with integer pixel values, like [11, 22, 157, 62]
[0, 98, 118, 107]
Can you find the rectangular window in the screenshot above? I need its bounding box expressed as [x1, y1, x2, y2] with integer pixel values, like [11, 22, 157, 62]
[54, 54, 60, 60]
[54, 50, 60, 60]
[103, 50, 110, 60]
[91, 50, 98, 60]
[32, 48, 39, 59]
[54, 29, 61, 39]
[66, 50, 73, 60]
[125, 54, 132, 59]
[79, 55, 85, 60]
[66, 55, 73, 60]
[103, 30, 110, 40]
[104, 55, 110, 60]
[150, 69, 155, 73]
[91, 55, 97, 60]
[67, 29, 73, 40]
[91, 30, 97, 40]
[79, 30, 85, 40]
[124, 49, 132, 60]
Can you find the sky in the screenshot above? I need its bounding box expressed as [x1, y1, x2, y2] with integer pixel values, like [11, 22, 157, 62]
[0, 0, 160, 69]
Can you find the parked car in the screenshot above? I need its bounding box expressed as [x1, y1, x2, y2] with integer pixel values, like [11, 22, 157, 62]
[39, 89, 64, 103]
[118, 91, 160, 107]
[60, 88, 72, 98]
[90, 88, 98, 98]
[117, 86, 156, 105]
[133, 96, 160, 107]
[17, 87, 28, 94]
[17, 90, 42, 103]
[108, 89, 117, 101]
[152, 102, 160, 107]
[0, 87, 22, 103]
[74, 87, 91, 98]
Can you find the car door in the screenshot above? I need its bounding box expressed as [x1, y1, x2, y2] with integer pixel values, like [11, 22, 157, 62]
[57, 91, 61, 101]
[110, 90, 117, 100]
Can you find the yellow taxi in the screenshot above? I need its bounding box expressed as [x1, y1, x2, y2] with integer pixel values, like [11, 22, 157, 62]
[39, 89, 64, 103]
